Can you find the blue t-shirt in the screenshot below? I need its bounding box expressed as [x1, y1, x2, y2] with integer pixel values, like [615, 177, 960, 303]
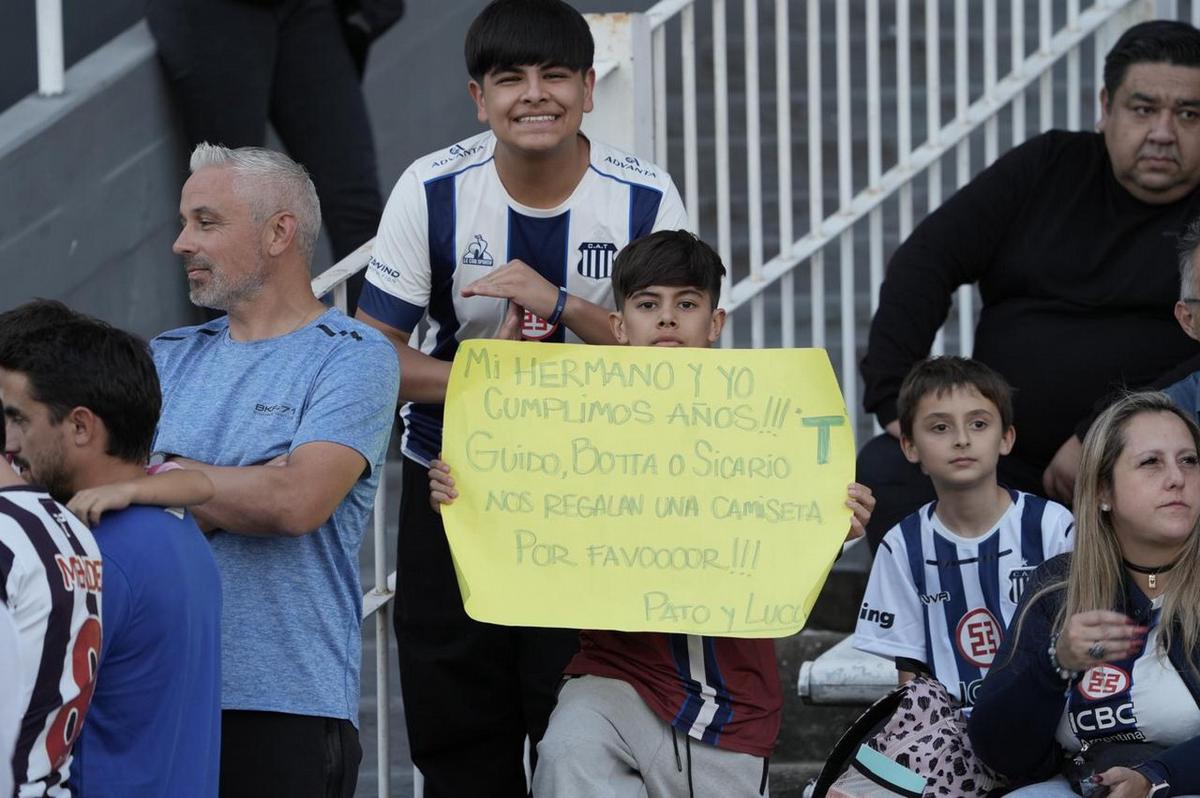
[150, 309, 399, 725]
[72, 505, 221, 797]
[1163, 371, 1200, 422]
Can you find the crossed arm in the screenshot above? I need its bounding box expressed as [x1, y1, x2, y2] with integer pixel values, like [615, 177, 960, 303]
[357, 259, 617, 404]
[175, 441, 366, 537]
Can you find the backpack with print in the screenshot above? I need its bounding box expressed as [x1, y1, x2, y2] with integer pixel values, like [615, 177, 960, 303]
[810, 675, 1003, 798]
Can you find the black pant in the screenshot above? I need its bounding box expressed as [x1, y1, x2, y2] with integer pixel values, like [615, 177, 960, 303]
[393, 457, 580, 797]
[856, 432, 1046, 552]
[146, 0, 383, 313]
[219, 710, 361, 798]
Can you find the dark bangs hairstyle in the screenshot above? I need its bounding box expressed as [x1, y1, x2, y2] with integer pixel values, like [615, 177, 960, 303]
[0, 299, 80, 454]
[465, 0, 594, 82]
[0, 305, 160, 465]
[896, 356, 1014, 439]
[611, 230, 725, 310]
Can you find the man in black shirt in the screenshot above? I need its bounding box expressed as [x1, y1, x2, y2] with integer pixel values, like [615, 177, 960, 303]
[859, 20, 1200, 548]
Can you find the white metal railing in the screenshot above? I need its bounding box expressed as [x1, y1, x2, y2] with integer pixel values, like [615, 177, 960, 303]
[34, 0, 65, 96]
[640, 0, 1200, 440]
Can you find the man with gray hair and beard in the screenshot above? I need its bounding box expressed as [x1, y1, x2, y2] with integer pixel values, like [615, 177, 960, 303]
[150, 143, 399, 797]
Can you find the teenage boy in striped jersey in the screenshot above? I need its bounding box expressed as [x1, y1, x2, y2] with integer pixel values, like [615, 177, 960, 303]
[356, 1, 689, 792]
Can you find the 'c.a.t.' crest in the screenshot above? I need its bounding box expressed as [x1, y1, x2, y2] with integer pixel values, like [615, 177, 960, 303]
[577, 241, 617, 279]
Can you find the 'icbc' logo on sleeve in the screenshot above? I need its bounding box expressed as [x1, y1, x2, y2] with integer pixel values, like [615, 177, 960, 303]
[955, 608, 1001, 667]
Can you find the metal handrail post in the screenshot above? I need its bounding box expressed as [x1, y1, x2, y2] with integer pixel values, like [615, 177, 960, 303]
[36, 0, 65, 96]
[373, 474, 390, 798]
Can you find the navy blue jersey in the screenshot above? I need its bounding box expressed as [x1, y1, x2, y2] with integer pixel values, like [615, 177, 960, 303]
[1057, 598, 1200, 750]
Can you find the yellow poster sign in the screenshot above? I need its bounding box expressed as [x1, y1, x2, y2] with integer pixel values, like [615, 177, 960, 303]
[441, 341, 854, 638]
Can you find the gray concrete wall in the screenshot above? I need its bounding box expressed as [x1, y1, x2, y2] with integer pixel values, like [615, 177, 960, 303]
[0, 0, 144, 111]
[0, 23, 191, 338]
[0, 1, 653, 339]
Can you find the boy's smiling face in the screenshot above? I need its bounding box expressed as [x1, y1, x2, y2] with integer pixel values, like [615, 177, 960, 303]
[610, 286, 725, 348]
[469, 63, 594, 157]
[900, 385, 1014, 490]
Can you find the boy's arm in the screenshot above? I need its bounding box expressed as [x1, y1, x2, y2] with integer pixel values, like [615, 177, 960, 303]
[357, 166, 447, 401]
[356, 314, 452, 404]
[460, 260, 619, 345]
[67, 470, 215, 527]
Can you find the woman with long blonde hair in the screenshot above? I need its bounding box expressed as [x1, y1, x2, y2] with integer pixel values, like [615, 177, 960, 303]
[969, 392, 1200, 797]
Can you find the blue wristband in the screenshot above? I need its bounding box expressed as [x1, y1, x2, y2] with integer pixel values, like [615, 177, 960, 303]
[546, 286, 568, 327]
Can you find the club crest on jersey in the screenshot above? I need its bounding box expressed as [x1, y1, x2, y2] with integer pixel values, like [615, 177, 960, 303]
[462, 234, 495, 267]
[521, 308, 557, 340]
[1007, 565, 1036, 603]
[577, 241, 617, 279]
[955, 607, 1001, 667]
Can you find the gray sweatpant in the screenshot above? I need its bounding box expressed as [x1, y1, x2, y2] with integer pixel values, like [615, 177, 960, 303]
[532, 675, 770, 797]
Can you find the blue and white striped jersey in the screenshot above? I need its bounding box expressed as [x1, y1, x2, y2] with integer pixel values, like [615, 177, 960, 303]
[358, 130, 688, 465]
[854, 491, 1074, 709]
[0, 485, 102, 796]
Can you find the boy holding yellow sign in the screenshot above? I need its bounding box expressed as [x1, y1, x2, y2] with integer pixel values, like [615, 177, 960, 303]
[431, 230, 874, 795]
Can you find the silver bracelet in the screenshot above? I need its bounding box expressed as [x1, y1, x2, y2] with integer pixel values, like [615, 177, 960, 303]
[1048, 633, 1079, 682]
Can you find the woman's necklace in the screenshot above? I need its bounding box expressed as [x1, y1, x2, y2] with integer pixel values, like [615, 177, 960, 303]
[1123, 555, 1182, 589]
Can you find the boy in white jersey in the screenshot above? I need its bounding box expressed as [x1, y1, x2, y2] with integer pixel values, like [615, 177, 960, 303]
[355, 1, 687, 793]
[854, 356, 1075, 709]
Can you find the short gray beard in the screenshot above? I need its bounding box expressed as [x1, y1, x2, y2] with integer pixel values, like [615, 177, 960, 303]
[186, 253, 268, 311]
